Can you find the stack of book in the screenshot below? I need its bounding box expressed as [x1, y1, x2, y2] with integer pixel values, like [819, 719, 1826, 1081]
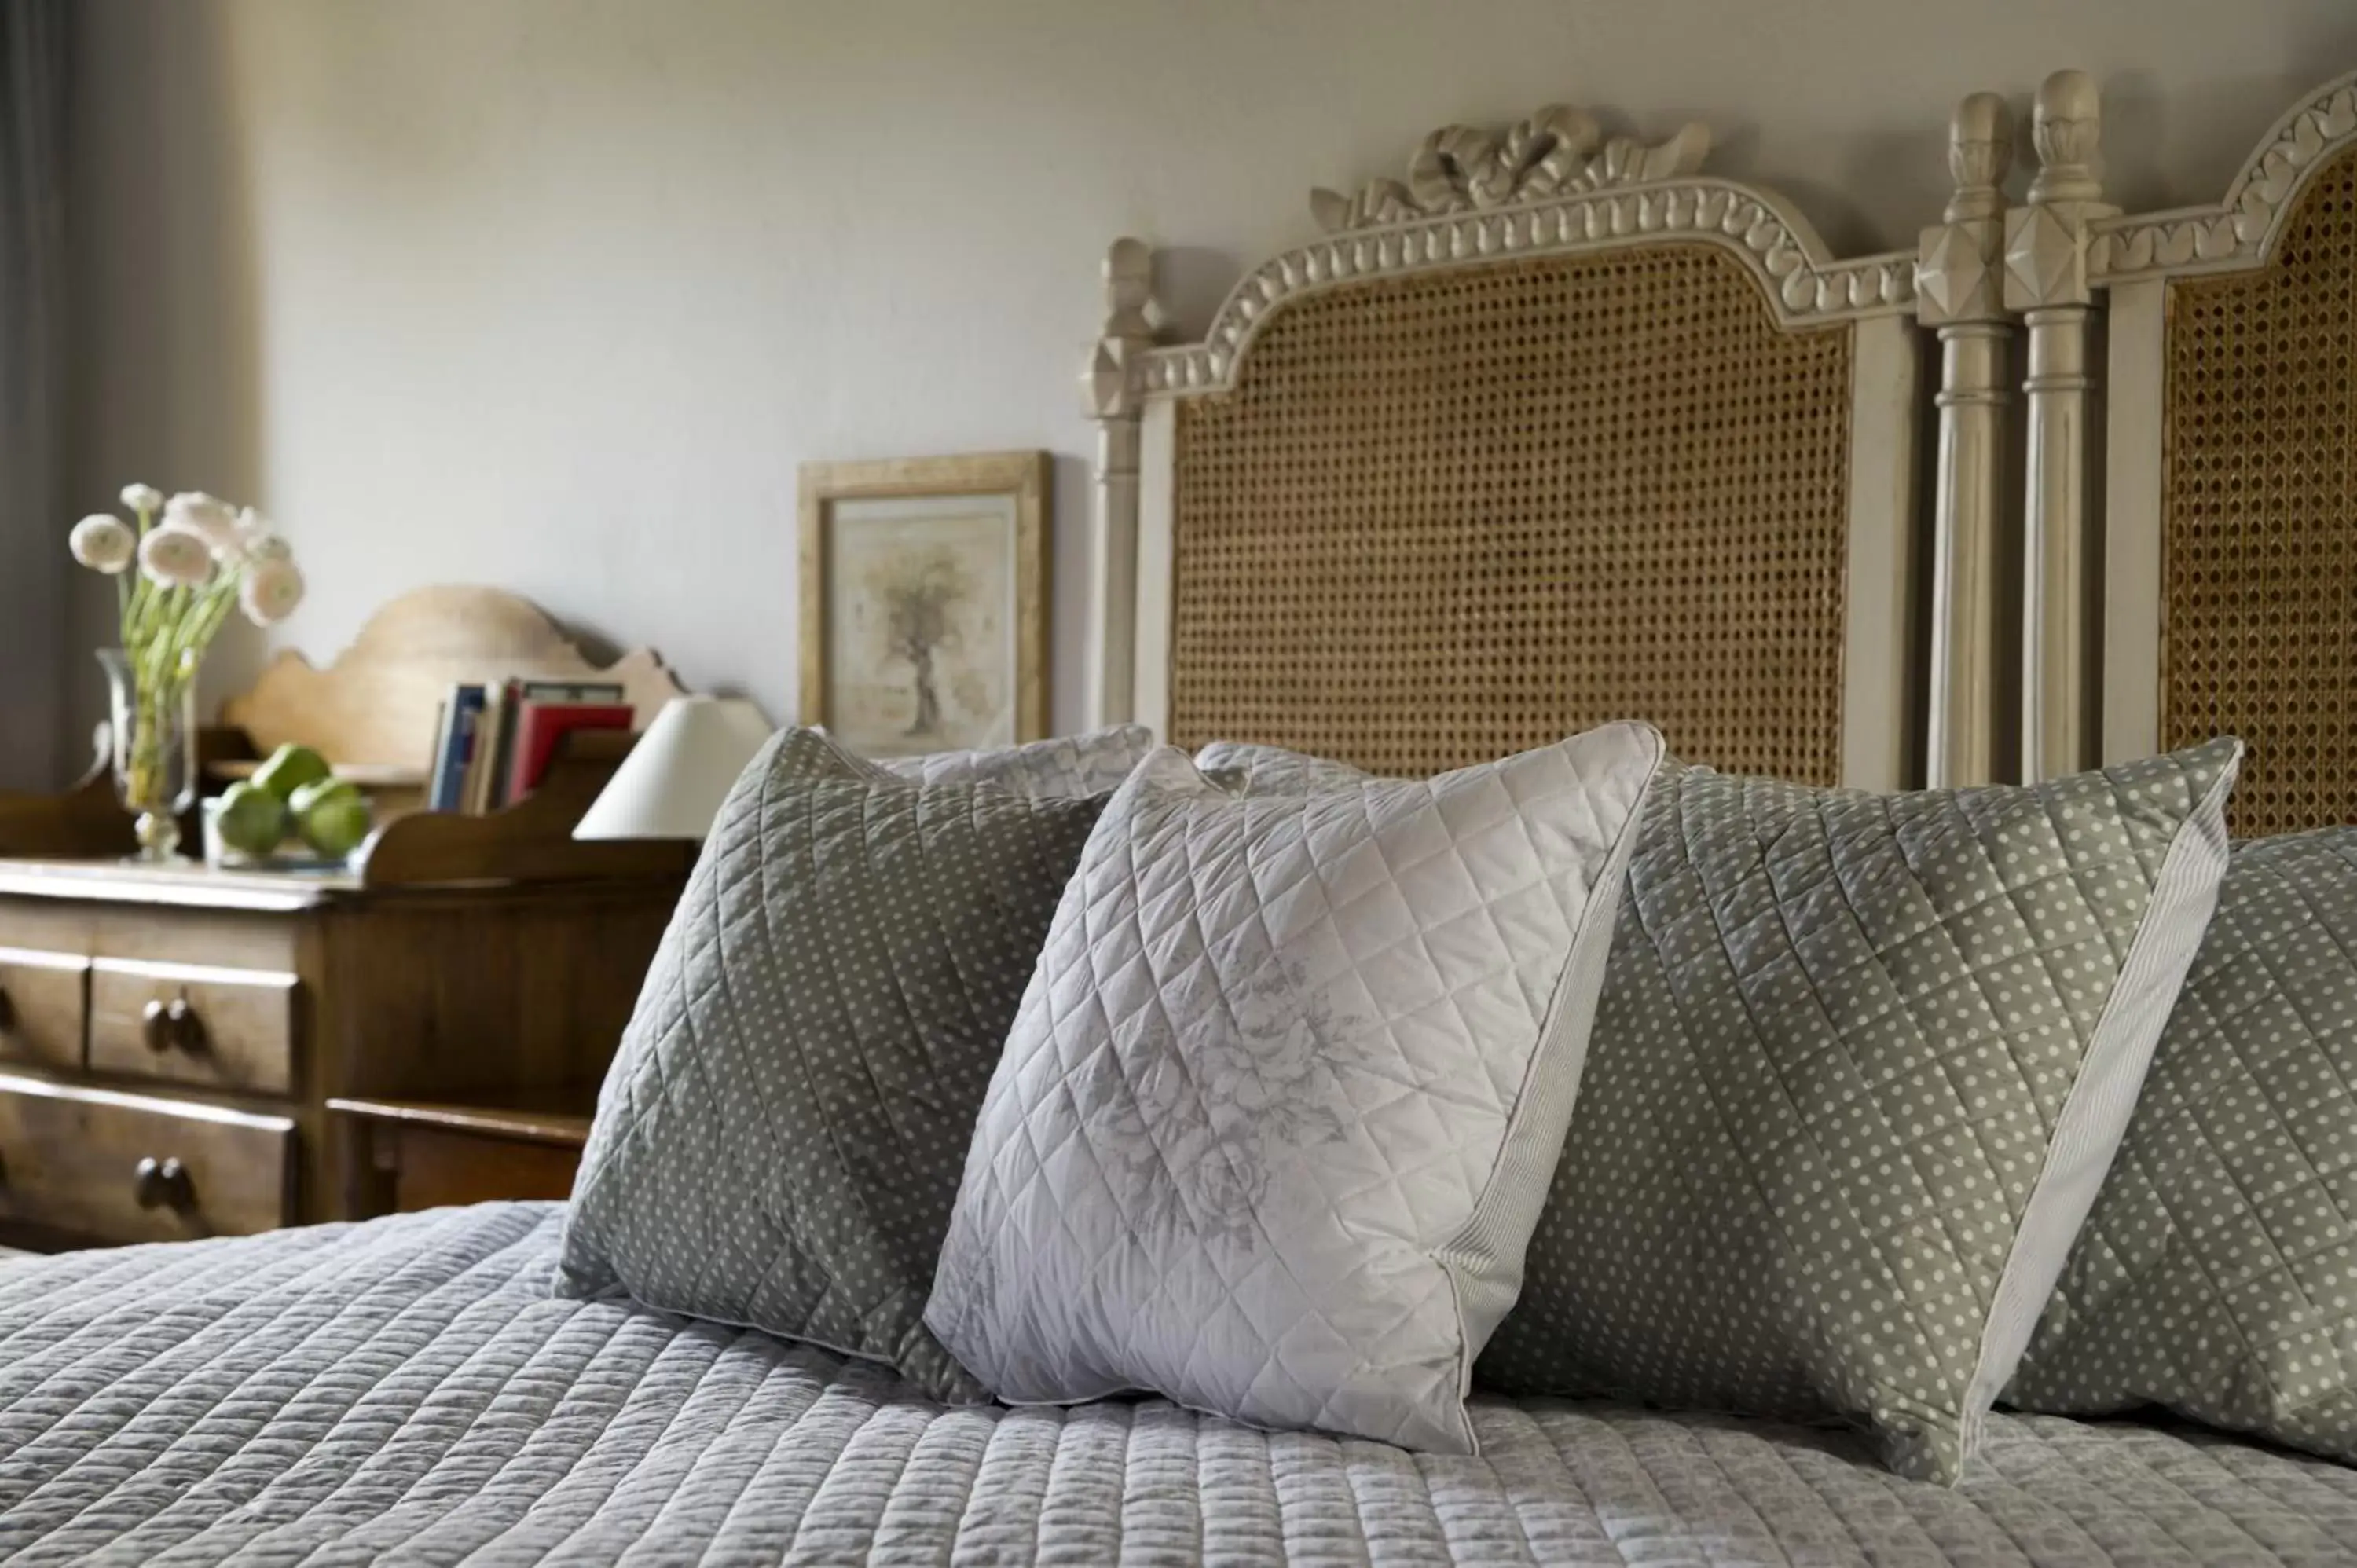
[427, 679, 635, 814]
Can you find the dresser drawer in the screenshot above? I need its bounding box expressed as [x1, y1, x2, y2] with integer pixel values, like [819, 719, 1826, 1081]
[88, 960, 299, 1097]
[0, 1075, 292, 1243]
[0, 948, 88, 1072]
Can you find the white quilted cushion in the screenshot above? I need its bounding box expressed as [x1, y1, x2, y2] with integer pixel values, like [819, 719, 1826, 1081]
[926, 722, 1664, 1452]
[874, 725, 1153, 797]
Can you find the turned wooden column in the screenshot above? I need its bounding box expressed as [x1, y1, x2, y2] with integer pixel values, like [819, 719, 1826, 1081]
[1916, 92, 2015, 787]
[2005, 70, 2116, 781]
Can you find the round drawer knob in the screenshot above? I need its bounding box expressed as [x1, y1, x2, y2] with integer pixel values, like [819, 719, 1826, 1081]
[132, 1156, 193, 1211]
[141, 995, 197, 1053]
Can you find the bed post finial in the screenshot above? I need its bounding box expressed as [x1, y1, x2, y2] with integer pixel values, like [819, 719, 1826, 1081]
[2009, 71, 2108, 310]
[1081, 237, 1157, 729]
[1082, 237, 1153, 423]
[1945, 93, 2013, 222]
[1919, 92, 2015, 788]
[2028, 69, 2103, 207]
[2007, 69, 2117, 781]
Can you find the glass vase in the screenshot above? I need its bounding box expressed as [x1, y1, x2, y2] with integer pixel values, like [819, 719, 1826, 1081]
[99, 647, 199, 863]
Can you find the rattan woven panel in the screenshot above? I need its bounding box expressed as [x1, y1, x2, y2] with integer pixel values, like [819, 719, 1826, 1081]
[2165, 147, 2357, 837]
[1169, 244, 1856, 782]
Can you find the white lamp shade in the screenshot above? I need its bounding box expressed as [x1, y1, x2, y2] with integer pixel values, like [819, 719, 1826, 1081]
[574, 695, 773, 841]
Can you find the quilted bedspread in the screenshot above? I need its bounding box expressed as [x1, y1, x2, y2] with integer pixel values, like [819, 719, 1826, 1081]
[2, 1207, 2354, 1566]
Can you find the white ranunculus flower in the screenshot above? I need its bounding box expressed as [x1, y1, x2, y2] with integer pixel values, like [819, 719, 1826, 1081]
[239, 557, 304, 625]
[119, 483, 163, 515]
[233, 506, 292, 562]
[138, 522, 216, 588]
[70, 513, 137, 573]
[164, 491, 243, 557]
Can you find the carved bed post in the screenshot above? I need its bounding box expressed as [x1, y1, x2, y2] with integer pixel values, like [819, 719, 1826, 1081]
[1916, 93, 2014, 786]
[2006, 71, 2115, 780]
[1080, 237, 1154, 729]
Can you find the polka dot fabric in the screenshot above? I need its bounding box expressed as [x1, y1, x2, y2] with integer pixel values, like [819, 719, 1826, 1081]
[1477, 742, 2244, 1484]
[556, 727, 1106, 1401]
[2008, 826, 2357, 1464]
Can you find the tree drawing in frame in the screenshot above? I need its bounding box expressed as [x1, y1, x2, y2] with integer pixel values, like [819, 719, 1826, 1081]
[801, 452, 1048, 760]
[871, 543, 973, 740]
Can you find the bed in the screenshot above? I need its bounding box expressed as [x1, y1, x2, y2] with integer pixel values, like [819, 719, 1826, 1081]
[5, 1207, 2354, 1566]
[7, 74, 2357, 1567]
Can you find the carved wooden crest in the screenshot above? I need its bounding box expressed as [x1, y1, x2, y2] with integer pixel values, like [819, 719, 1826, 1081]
[220, 585, 684, 770]
[1310, 104, 1710, 233]
[2094, 76, 2357, 280]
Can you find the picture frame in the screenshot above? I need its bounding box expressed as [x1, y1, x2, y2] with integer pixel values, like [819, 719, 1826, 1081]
[797, 450, 1050, 757]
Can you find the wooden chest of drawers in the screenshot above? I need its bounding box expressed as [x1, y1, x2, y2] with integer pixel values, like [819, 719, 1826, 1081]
[0, 1075, 292, 1242]
[0, 861, 679, 1248]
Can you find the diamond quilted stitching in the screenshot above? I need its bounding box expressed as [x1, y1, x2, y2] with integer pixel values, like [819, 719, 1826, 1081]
[877, 724, 1154, 797]
[2010, 825, 2357, 1464]
[927, 727, 1662, 1454]
[13, 1203, 2357, 1558]
[1480, 742, 2242, 1484]
[558, 729, 1109, 1401]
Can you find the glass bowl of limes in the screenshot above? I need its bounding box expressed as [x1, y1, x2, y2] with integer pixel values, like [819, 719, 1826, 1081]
[203, 744, 376, 871]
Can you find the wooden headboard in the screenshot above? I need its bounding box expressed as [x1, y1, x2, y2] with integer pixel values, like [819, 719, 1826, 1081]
[2003, 67, 2357, 836]
[1078, 101, 1978, 790]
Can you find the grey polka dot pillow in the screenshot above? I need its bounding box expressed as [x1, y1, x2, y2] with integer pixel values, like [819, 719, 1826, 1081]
[556, 727, 1106, 1400]
[1476, 741, 2243, 1483]
[2007, 825, 2357, 1464]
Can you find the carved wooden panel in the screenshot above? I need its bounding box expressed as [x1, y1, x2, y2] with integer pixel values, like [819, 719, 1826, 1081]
[2162, 145, 2357, 837]
[1168, 244, 1856, 781]
[220, 585, 683, 772]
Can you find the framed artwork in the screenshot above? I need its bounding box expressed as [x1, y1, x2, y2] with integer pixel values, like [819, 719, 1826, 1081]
[797, 450, 1050, 757]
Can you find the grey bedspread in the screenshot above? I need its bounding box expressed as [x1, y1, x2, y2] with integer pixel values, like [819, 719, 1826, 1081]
[2, 1205, 2352, 1566]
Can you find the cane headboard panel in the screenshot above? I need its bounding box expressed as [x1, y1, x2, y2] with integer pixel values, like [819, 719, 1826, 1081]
[2020, 69, 2357, 832]
[2156, 145, 2357, 836]
[1080, 103, 1937, 789]
[1167, 246, 1856, 780]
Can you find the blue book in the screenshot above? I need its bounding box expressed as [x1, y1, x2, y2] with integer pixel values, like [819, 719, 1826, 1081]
[428, 684, 486, 812]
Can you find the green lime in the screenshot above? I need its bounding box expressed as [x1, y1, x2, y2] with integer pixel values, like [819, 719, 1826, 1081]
[253, 742, 332, 802]
[291, 778, 371, 859]
[215, 781, 289, 858]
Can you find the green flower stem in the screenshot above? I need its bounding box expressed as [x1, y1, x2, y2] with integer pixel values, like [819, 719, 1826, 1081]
[121, 684, 178, 811]
[115, 551, 246, 817]
[104, 500, 265, 830]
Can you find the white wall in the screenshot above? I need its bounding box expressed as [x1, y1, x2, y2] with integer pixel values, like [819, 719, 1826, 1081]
[64, 0, 2357, 755]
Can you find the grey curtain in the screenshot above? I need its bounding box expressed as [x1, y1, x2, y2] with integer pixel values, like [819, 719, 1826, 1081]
[0, 0, 69, 790]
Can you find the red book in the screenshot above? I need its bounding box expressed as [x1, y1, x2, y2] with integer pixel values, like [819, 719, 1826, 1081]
[504, 702, 634, 802]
